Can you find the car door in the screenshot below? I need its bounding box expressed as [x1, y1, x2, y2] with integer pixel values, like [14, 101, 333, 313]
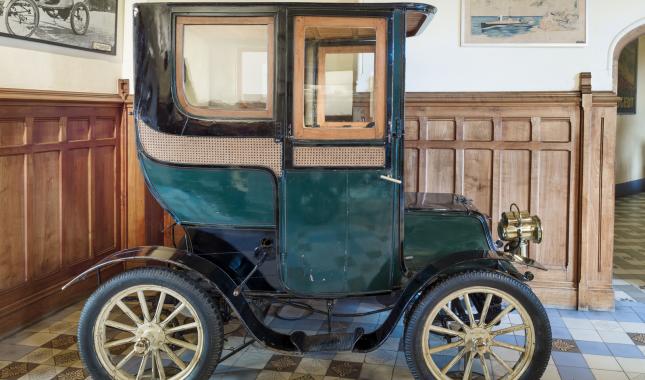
[281, 14, 400, 295]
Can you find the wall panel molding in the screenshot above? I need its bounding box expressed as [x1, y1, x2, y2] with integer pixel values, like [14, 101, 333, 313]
[0, 86, 126, 336]
[0, 87, 125, 104]
[405, 91, 582, 105]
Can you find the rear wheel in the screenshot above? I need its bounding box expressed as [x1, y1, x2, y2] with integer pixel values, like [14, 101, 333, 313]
[78, 267, 223, 379]
[403, 271, 551, 380]
[4, 0, 38, 37]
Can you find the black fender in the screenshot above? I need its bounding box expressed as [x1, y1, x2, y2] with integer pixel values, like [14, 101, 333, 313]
[353, 249, 536, 352]
[62, 246, 300, 352]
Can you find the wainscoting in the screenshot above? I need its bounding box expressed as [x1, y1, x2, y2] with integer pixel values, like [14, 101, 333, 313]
[404, 92, 582, 307]
[0, 73, 620, 336]
[403, 75, 618, 309]
[0, 89, 127, 336]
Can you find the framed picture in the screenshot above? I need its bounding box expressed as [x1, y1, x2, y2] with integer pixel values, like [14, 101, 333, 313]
[462, 0, 587, 46]
[0, 0, 117, 55]
[618, 39, 638, 115]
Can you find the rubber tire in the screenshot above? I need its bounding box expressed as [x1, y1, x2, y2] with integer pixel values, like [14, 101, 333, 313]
[70, 2, 89, 35]
[403, 271, 551, 380]
[4, 0, 39, 37]
[78, 267, 224, 380]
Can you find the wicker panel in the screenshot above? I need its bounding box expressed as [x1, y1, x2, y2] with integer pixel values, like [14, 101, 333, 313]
[293, 146, 386, 167]
[137, 119, 282, 175]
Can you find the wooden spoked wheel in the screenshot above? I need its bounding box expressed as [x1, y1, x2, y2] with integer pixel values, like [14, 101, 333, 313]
[404, 272, 551, 380]
[93, 285, 205, 380]
[421, 287, 536, 379]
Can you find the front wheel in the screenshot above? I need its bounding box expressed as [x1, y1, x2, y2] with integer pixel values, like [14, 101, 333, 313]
[78, 267, 224, 380]
[404, 271, 551, 380]
[69, 1, 89, 35]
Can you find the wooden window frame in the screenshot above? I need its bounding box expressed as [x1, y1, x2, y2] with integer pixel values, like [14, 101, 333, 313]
[293, 16, 387, 140]
[175, 16, 275, 119]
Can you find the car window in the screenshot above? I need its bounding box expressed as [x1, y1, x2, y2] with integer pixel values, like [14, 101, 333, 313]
[293, 16, 387, 140]
[175, 16, 274, 119]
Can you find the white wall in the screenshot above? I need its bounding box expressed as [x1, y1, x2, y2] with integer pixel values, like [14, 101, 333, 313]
[406, 0, 645, 92]
[615, 36, 645, 184]
[1, 0, 642, 94]
[0, 0, 124, 93]
[121, 0, 645, 93]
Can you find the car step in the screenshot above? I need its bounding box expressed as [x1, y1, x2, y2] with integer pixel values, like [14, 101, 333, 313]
[290, 328, 364, 352]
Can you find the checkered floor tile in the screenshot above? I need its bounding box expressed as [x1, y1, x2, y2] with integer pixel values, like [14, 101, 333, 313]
[614, 193, 645, 304]
[0, 194, 644, 379]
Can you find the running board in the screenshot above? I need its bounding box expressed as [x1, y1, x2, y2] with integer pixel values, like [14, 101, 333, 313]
[290, 328, 364, 352]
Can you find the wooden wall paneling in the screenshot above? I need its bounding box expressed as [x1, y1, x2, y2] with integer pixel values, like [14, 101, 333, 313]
[425, 149, 456, 194]
[405, 92, 583, 308]
[124, 104, 145, 247]
[501, 118, 532, 142]
[0, 119, 25, 146]
[0, 80, 620, 338]
[163, 212, 186, 248]
[463, 149, 493, 216]
[595, 99, 617, 306]
[404, 119, 421, 193]
[63, 148, 91, 265]
[0, 154, 26, 290]
[146, 197, 164, 246]
[123, 102, 164, 248]
[67, 118, 90, 141]
[0, 89, 125, 336]
[577, 86, 618, 310]
[93, 145, 117, 254]
[578, 75, 595, 310]
[29, 150, 62, 280]
[463, 119, 493, 142]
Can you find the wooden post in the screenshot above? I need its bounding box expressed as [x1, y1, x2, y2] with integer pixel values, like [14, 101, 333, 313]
[119, 79, 164, 248]
[578, 73, 619, 310]
[578, 72, 593, 310]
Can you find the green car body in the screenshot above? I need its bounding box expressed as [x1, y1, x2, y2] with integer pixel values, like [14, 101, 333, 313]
[65, 1, 549, 361]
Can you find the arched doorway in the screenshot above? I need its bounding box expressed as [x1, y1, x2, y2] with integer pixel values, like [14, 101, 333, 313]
[611, 23, 645, 303]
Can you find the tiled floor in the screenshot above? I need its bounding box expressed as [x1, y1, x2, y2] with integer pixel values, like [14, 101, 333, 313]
[614, 193, 645, 302]
[0, 194, 644, 380]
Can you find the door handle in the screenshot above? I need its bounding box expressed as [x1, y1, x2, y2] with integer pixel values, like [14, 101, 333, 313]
[380, 175, 402, 184]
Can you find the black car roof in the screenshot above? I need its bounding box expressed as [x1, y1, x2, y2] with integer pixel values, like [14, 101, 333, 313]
[136, 2, 437, 37]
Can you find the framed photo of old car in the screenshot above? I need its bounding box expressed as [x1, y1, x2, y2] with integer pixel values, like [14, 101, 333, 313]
[0, 0, 117, 54]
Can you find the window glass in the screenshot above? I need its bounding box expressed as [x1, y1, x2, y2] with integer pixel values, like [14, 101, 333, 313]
[313, 45, 376, 127]
[176, 17, 274, 118]
[293, 17, 386, 140]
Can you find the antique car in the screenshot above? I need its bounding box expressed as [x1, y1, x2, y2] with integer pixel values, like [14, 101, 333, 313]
[2, 0, 89, 37]
[65, 2, 553, 379]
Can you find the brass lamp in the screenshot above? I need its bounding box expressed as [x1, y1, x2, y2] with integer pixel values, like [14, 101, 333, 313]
[497, 204, 542, 258]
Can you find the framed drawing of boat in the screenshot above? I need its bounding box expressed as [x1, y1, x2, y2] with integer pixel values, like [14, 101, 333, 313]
[462, 0, 587, 46]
